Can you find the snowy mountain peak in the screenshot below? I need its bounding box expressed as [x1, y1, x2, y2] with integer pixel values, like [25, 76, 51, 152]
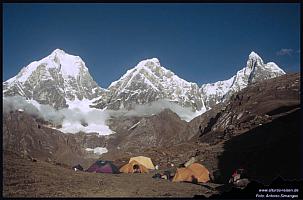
[3, 49, 106, 109]
[136, 58, 161, 68]
[109, 58, 168, 88]
[132, 58, 164, 75]
[51, 48, 66, 56]
[50, 48, 82, 63]
[4, 49, 286, 115]
[200, 51, 285, 109]
[247, 51, 264, 68]
[249, 51, 262, 60]
[100, 57, 206, 111]
[47, 49, 88, 77]
[8, 49, 88, 84]
[135, 58, 172, 76]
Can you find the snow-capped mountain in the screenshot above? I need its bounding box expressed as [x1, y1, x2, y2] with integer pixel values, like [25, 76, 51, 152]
[3, 49, 107, 109]
[200, 51, 286, 109]
[92, 58, 206, 112]
[3, 49, 285, 115]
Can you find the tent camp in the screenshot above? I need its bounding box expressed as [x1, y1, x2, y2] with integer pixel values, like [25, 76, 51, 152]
[172, 163, 210, 183]
[86, 160, 119, 174]
[120, 160, 149, 173]
[129, 156, 155, 170]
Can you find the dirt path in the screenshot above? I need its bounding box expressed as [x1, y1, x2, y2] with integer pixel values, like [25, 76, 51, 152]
[3, 151, 220, 197]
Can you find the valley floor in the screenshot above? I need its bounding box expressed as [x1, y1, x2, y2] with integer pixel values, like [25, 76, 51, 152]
[3, 151, 220, 198]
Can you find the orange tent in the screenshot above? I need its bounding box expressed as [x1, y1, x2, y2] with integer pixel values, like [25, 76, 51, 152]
[119, 160, 149, 173]
[172, 163, 210, 183]
[188, 163, 210, 183]
[172, 168, 193, 182]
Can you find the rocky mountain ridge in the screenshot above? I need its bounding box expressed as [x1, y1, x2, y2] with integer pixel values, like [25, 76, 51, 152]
[3, 49, 107, 109]
[200, 52, 285, 109]
[92, 58, 206, 112]
[3, 49, 285, 114]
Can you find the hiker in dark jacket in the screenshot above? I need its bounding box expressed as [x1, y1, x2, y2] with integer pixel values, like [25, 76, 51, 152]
[229, 168, 250, 188]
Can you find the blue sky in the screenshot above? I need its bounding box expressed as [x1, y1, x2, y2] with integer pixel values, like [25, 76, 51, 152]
[3, 3, 300, 87]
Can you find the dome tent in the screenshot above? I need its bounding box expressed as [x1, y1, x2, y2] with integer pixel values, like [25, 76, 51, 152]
[120, 160, 149, 173]
[172, 163, 210, 183]
[129, 156, 155, 170]
[86, 160, 119, 174]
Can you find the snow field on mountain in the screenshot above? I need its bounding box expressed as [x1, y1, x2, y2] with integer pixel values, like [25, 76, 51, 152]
[85, 147, 108, 155]
[43, 49, 86, 79]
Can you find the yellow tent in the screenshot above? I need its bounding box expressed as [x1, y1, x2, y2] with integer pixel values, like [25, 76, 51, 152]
[119, 160, 149, 173]
[129, 156, 155, 170]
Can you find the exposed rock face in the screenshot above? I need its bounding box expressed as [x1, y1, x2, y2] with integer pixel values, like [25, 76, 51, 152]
[3, 49, 107, 109]
[196, 73, 300, 144]
[2, 111, 105, 167]
[105, 109, 194, 152]
[200, 52, 285, 109]
[92, 58, 206, 112]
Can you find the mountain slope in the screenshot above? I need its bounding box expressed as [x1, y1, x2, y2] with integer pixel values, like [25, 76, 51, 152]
[2, 110, 97, 167]
[196, 72, 300, 144]
[105, 109, 192, 152]
[200, 52, 285, 109]
[92, 58, 206, 112]
[3, 49, 107, 109]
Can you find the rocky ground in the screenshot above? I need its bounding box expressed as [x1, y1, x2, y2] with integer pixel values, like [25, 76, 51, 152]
[3, 150, 221, 198]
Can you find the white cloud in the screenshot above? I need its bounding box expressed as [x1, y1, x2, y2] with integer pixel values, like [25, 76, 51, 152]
[3, 96, 206, 136]
[3, 95, 113, 136]
[85, 147, 108, 155]
[107, 99, 206, 122]
[276, 48, 293, 56]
